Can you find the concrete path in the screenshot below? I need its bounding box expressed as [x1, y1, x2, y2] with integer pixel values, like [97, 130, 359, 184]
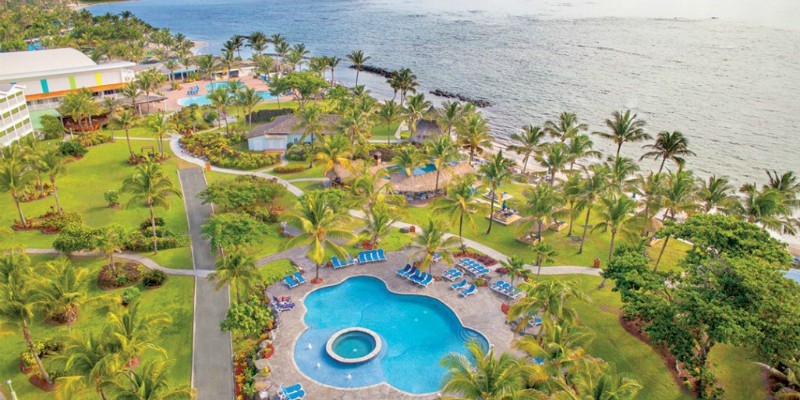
[25, 248, 197, 277]
[178, 168, 235, 400]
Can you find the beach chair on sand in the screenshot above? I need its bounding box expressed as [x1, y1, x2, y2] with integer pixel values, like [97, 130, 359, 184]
[358, 252, 368, 264]
[331, 257, 344, 269]
[283, 276, 298, 289]
[293, 271, 307, 285]
[418, 274, 434, 287]
[408, 270, 423, 282]
[460, 284, 477, 297]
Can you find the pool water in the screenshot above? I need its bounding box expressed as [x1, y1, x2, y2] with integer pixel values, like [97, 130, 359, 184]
[386, 163, 438, 176]
[204, 81, 243, 91]
[294, 276, 488, 394]
[331, 331, 376, 360]
[784, 269, 800, 284]
[177, 90, 277, 107]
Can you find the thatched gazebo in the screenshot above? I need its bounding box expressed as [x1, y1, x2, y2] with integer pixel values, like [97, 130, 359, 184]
[381, 162, 475, 196]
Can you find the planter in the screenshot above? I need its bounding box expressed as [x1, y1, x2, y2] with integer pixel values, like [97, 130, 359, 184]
[19, 358, 34, 374]
[311, 278, 324, 284]
[28, 375, 57, 392]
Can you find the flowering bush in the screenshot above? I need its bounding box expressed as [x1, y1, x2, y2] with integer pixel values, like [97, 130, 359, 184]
[180, 133, 280, 170]
[273, 164, 307, 174]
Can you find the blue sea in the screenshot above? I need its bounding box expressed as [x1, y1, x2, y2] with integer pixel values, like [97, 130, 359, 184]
[88, 0, 800, 188]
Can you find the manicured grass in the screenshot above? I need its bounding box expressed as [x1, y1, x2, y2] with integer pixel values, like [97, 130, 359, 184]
[2, 141, 190, 253]
[96, 126, 155, 139]
[369, 122, 401, 141]
[0, 255, 193, 399]
[149, 246, 195, 270]
[710, 344, 768, 400]
[258, 259, 297, 285]
[292, 180, 324, 192]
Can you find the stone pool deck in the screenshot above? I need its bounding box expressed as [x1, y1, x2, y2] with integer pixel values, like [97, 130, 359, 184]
[265, 248, 518, 399]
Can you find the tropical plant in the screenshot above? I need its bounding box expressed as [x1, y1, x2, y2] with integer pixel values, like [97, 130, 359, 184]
[531, 242, 557, 280]
[247, 31, 268, 55]
[409, 218, 460, 275]
[456, 113, 492, 162]
[347, 50, 371, 86]
[106, 358, 194, 400]
[146, 113, 169, 159]
[403, 93, 432, 138]
[653, 170, 698, 271]
[294, 104, 325, 166]
[363, 202, 399, 249]
[480, 151, 515, 234]
[392, 145, 426, 177]
[37, 148, 68, 214]
[208, 246, 259, 302]
[507, 125, 546, 174]
[314, 133, 353, 174]
[592, 194, 638, 276]
[54, 331, 120, 400]
[440, 341, 535, 400]
[565, 134, 600, 171]
[107, 301, 171, 380]
[433, 175, 485, 250]
[194, 54, 218, 81]
[593, 110, 651, 158]
[390, 68, 418, 105]
[507, 280, 588, 334]
[500, 255, 528, 287]
[207, 86, 232, 133]
[37, 257, 100, 325]
[577, 165, 610, 254]
[514, 319, 594, 377]
[435, 101, 463, 139]
[0, 158, 35, 224]
[605, 156, 639, 194]
[236, 86, 262, 131]
[535, 142, 572, 185]
[545, 112, 588, 143]
[697, 175, 736, 213]
[640, 130, 696, 173]
[120, 160, 182, 254]
[0, 274, 53, 384]
[561, 173, 585, 238]
[377, 100, 402, 145]
[111, 109, 136, 157]
[425, 135, 460, 192]
[520, 183, 565, 239]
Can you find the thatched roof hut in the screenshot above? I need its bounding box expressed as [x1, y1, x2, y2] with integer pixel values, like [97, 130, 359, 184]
[325, 160, 383, 183]
[382, 162, 475, 193]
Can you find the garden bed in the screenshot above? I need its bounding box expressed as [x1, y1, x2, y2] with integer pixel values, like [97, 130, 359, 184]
[180, 133, 281, 170]
[97, 262, 143, 289]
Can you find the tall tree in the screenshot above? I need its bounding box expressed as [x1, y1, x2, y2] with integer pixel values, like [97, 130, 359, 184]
[409, 218, 460, 275]
[111, 110, 136, 157]
[508, 280, 588, 335]
[247, 31, 269, 55]
[37, 257, 97, 326]
[593, 110, 651, 158]
[294, 104, 325, 167]
[403, 93, 432, 139]
[314, 133, 353, 175]
[377, 100, 402, 145]
[208, 247, 258, 302]
[236, 87, 262, 132]
[0, 158, 34, 225]
[577, 165, 610, 254]
[347, 50, 371, 86]
[593, 194, 638, 287]
[545, 111, 588, 143]
[520, 183, 565, 239]
[37, 148, 68, 214]
[480, 151, 515, 234]
[457, 113, 492, 163]
[146, 112, 169, 159]
[0, 274, 53, 384]
[535, 142, 572, 186]
[565, 134, 600, 171]
[640, 130, 696, 173]
[424, 134, 460, 192]
[531, 242, 557, 280]
[697, 175, 736, 213]
[433, 175, 486, 250]
[507, 125, 546, 174]
[435, 101, 463, 139]
[653, 170, 698, 271]
[440, 341, 534, 400]
[120, 161, 182, 254]
[392, 145, 426, 177]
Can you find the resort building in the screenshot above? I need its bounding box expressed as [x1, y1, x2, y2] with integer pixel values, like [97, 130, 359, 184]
[247, 113, 341, 151]
[0, 84, 34, 147]
[408, 109, 446, 144]
[0, 48, 136, 111]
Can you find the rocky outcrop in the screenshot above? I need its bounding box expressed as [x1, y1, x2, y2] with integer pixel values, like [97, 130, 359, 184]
[429, 89, 491, 107]
[348, 64, 395, 78]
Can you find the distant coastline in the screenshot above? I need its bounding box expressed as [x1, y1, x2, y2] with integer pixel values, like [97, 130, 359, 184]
[73, 0, 136, 11]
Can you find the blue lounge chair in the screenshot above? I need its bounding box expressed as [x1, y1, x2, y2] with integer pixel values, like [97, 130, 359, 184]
[331, 257, 344, 269]
[285, 389, 306, 400]
[293, 271, 307, 285]
[283, 276, 298, 289]
[364, 251, 374, 263]
[369, 249, 380, 261]
[280, 384, 303, 395]
[460, 284, 477, 297]
[490, 280, 506, 294]
[279, 384, 306, 399]
[376, 249, 386, 261]
[358, 252, 368, 264]
[432, 252, 442, 263]
[396, 264, 412, 276]
[408, 270, 423, 282]
[418, 274, 434, 287]
[403, 266, 418, 278]
[451, 279, 468, 290]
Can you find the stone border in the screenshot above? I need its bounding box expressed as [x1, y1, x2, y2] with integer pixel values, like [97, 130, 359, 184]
[325, 327, 382, 364]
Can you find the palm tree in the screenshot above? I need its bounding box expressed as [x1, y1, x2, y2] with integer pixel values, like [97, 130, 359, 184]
[236, 87, 262, 132]
[480, 151, 515, 234]
[520, 183, 565, 239]
[507, 280, 588, 334]
[146, 113, 169, 159]
[283, 191, 357, 282]
[697, 175, 736, 213]
[294, 104, 325, 167]
[37, 148, 68, 214]
[314, 133, 353, 175]
[107, 301, 171, 381]
[247, 31, 268, 55]
[653, 170, 698, 271]
[392, 68, 418, 105]
[531, 242, 557, 280]
[592, 194, 638, 281]
[565, 134, 600, 171]
[425, 135, 460, 192]
[274, 42, 290, 68]
[338, 103, 375, 145]
[106, 359, 194, 400]
[436, 100, 463, 139]
[327, 56, 341, 85]
[577, 165, 610, 254]
[111, 110, 136, 157]
[409, 218, 459, 275]
[208, 247, 258, 302]
[0, 158, 34, 225]
[433, 175, 486, 250]
[562, 174, 585, 238]
[207, 86, 232, 133]
[593, 110, 651, 158]
[559, 366, 642, 400]
[220, 48, 236, 79]
[535, 142, 572, 185]
[347, 50, 371, 86]
[545, 112, 588, 143]
[120, 160, 182, 255]
[392, 145, 426, 177]
[0, 274, 53, 384]
[96, 224, 126, 275]
[363, 202, 399, 249]
[514, 319, 594, 376]
[440, 341, 532, 400]
[163, 59, 178, 82]
[456, 113, 492, 162]
[37, 257, 97, 326]
[640, 130, 696, 173]
[507, 125, 546, 174]
[500, 256, 528, 287]
[377, 100, 402, 145]
[403, 93, 432, 140]
[733, 184, 798, 235]
[605, 156, 639, 194]
[194, 54, 218, 81]
[54, 331, 120, 400]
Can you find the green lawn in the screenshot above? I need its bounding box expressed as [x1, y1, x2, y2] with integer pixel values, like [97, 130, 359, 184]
[292, 180, 324, 192]
[0, 255, 193, 399]
[96, 126, 155, 139]
[710, 344, 768, 400]
[369, 122, 401, 141]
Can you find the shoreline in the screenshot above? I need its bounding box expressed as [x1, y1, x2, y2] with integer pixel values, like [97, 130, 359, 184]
[72, 0, 137, 11]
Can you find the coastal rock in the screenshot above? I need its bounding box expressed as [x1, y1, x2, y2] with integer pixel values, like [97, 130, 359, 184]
[429, 89, 492, 107]
[349, 64, 395, 78]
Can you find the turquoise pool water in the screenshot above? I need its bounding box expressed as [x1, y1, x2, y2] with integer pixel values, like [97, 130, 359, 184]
[204, 81, 243, 91]
[331, 331, 376, 360]
[294, 276, 488, 394]
[386, 163, 438, 176]
[177, 90, 277, 107]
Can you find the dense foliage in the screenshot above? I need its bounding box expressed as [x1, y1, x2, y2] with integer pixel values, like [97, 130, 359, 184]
[220, 295, 275, 338]
[180, 133, 281, 170]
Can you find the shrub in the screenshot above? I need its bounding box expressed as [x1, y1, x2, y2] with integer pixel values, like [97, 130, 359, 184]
[285, 143, 310, 161]
[246, 108, 294, 124]
[40, 114, 65, 140]
[58, 140, 87, 158]
[142, 269, 167, 287]
[272, 164, 307, 174]
[179, 133, 281, 170]
[53, 223, 96, 253]
[78, 133, 112, 147]
[104, 190, 120, 207]
[139, 217, 166, 231]
[121, 287, 141, 305]
[39, 212, 83, 232]
[98, 263, 141, 288]
[123, 230, 185, 252]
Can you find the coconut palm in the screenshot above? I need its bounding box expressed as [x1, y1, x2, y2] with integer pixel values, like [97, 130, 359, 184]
[440, 341, 534, 400]
[347, 50, 371, 86]
[593, 195, 638, 286]
[605, 156, 639, 194]
[121, 82, 142, 115]
[480, 151, 515, 235]
[520, 183, 566, 240]
[425, 135, 460, 192]
[514, 319, 594, 377]
[535, 142, 572, 185]
[500, 256, 528, 288]
[566, 134, 601, 171]
[107, 301, 171, 381]
[561, 174, 585, 238]
[640, 130, 696, 173]
[253, 53, 275, 77]
[593, 110, 651, 158]
[327, 56, 341, 85]
[556, 366, 642, 400]
[37, 148, 68, 214]
[733, 184, 798, 235]
[409, 218, 460, 275]
[766, 170, 800, 209]
[436, 101, 463, 139]
[236, 87, 262, 132]
[433, 175, 486, 250]
[207, 86, 232, 132]
[106, 358, 194, 400]
[456, 113, 492, 163]
[349, 166, 403, 214]
[403, 93, 432, 139]
[194, 54, 218, 81]
[653, 170, 698, 271]
[363, 202, 399, 249]
[338, 103, 375, 145]
[208, 246, 258, 302]
[0, 274, 53, 384]
[120, 160, 182, 255]
[37, 257, 99, 326]
[392, 145, 426, 177]
[274, 41, 290, 67]
[697, 175, 736, 213]
[577, 165, 610, 255]
[247, 31, 269, 55]
[377, 100, 402, 145]
[392, 68, 418, 105]
[531, 242, 557, 281]
[111, 110, 136, 157]
[220, 48, 237, 79]
[314, 133, 353, 175]
[54, 331, 120, 400]
[545, 112, 588, 143]
[508, 125, 546, 174]
[0, 158, 35, 225]
[631, 171, 666, 228]
[283, 191, 357, 282]
[507, 280, 588, 334]
[294, 104, 325, 167]
[146, 113, 169, 159]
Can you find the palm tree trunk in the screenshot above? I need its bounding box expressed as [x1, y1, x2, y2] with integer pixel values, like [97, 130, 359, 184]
[485, 194, 496, 234]
[435, 170, 441, 193]
[13, 193, 26, 225]
[22, 320, 52, 384]
[159, 136, 165, 159]
[125, 128, 133, 157]
[315, 263, 321, 282]
[522, 156, 528, 174]
[458, 210, 465, 251]
[657, 158, 666, 174]
[653, 235, 670, 272]
[616, 142, 623, 159]
[51, 177, 62, 214]
[150, 205, 159, 254]
[100, 389, 109, 400]
[598, 231, 617, 289]
[567, 202, 576, 237]
[536, 257, 543, 280]
[577, 206, 592, 254]
[355, 69, 360, 86]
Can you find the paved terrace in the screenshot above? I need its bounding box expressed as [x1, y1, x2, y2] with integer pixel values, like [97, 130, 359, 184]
[266, 249, 518, 400]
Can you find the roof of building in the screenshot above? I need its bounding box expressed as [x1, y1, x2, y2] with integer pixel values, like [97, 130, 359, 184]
[326, 160, 476, 193]
[0, 84, 24, 96]
[410, 119, 445, 143]
[0, 48, 135, 81]
[248, 114, 341, 139]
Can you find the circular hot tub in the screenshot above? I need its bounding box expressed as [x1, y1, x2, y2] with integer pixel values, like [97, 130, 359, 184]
[326, 328, 381, 363]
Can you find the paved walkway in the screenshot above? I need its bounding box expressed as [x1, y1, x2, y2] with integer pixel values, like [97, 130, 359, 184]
[178, 168, 235, 400]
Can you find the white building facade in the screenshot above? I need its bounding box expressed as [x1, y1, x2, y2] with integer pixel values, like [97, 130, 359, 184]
[0, 84, 34, 147]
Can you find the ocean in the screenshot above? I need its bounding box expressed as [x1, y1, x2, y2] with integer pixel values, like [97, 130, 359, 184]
[87, 0, 800, 188]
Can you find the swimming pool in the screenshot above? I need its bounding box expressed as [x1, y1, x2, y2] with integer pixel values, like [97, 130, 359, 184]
[204, 81, 244, 91]
[294, 276, 488, 394]
[386, 163, 438, 176]
[177, 90, 278, 107]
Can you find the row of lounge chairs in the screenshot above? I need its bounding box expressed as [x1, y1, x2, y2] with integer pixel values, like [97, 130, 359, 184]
[278, 383, 305, 399]
[283, 271, 307, 289]
[358, 249, 386, 264]
[186, 85, 200, 95]
[271, 296, 295, 312]
[490, 280, 523, 299]
[395, 264, 434, 286]
[331, 256, 355, 269]
[442, 268, 463, 281]
[450, 279, 477, 297]
[457, 258, 490, 277]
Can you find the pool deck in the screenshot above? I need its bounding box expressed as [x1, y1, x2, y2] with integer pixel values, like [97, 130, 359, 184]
[161, 75, 294, 112]
[266, 248, 519, 400]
